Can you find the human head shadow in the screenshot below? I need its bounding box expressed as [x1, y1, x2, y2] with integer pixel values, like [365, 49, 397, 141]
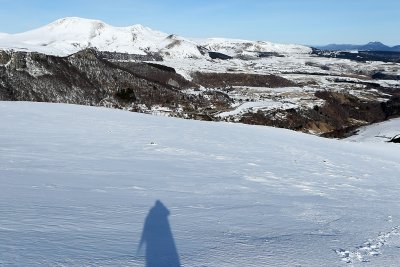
[138, 200, 181, 267]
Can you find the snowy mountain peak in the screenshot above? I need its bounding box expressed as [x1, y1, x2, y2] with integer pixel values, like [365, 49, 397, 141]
[47, 17, 152, 36]
[0, 17, 312, 57]
[50, 17, 107, 27]
[31, 17, 110, 40]
[129, 23, 151, 32]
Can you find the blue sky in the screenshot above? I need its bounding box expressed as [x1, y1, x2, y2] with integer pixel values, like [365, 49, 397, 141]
[0, 0, 399, 45]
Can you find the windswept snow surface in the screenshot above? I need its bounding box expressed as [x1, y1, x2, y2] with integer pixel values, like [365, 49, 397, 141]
[1, 102, 400, 266]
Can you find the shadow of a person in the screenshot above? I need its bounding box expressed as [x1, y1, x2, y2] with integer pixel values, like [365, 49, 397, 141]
[138, 200, 181, 267]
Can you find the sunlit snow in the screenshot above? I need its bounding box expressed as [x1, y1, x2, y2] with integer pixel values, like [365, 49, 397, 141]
[0, 17, 310, 58]
[1, 102, 400, 266]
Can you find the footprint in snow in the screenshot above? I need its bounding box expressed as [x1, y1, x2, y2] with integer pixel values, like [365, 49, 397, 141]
[335, 226, 400, 264]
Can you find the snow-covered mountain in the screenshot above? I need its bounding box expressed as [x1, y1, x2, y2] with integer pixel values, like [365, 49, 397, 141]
[0, 17, 202, 58]
[0, 17, 311, 57]
[199, 37, 311, 56]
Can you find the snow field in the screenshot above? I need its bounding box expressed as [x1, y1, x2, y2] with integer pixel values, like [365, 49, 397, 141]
[1, 102, 400, 266]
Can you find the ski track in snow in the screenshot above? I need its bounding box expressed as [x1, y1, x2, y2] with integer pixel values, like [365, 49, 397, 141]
[1, 102, 400, 266]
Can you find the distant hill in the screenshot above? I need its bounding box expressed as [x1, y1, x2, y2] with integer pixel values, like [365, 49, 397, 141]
[392, 45, 400, 52]
[316, 42, 400, 52]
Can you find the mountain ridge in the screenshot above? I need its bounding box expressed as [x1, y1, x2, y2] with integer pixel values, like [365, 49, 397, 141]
[316, 41, 400, 52]
[0, 17, 312, 57]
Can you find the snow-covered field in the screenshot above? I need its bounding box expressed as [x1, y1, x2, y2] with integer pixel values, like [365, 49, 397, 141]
[1, 102, 400, 266]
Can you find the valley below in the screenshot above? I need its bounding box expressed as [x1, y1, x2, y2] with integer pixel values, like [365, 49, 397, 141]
[0, 17, 399, 139]
[0, 47, 399, 138]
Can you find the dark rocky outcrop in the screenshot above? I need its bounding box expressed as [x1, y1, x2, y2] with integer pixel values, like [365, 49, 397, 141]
[389, 135, 400, 143]
[208, 52, 233, 60]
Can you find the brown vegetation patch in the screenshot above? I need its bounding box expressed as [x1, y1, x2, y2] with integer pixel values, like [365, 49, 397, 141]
[113, 62, 198, 90]
[192, 72, 296, 88]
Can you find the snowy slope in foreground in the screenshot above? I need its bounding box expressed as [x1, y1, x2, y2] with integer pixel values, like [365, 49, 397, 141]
[0, 17, 311, 57]
[346, 118, 400, 143]
[1, 102, 400, 266]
